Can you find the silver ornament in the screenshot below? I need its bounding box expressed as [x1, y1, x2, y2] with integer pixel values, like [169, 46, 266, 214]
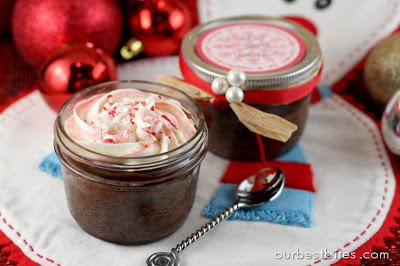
[211, 77, 229, 95]
[226, 69, 246, 86]
[226, 86, 244, 103]
[382, 90, 400, 156]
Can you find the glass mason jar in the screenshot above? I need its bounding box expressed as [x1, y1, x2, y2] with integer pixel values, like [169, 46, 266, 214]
[180, 15, 322, 161]
[54, 81, 208, 244]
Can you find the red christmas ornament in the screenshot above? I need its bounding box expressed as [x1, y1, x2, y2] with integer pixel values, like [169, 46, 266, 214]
[38, 43, 117, 112]
[127, 0, 192, 57]
[12, 0, 122, 68]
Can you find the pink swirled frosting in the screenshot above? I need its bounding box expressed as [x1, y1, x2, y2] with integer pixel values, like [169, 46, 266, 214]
[65, 89, 196, 157]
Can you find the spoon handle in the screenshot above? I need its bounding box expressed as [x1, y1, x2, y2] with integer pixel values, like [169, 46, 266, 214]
[175, 202, 240, 254]
[146, 203, 240, 266]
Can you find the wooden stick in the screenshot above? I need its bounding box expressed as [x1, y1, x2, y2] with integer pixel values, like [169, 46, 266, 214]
[155, 74, 214, 101]
[230, 102, 298, 142]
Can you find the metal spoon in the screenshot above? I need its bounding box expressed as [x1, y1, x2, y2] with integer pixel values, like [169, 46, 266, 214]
[146, 167, 285, 266]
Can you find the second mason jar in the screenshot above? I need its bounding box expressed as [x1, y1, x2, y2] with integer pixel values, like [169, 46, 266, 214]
[180, 15, 322, 161]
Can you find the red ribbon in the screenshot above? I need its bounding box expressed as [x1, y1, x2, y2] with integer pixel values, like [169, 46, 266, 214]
[220, 160, 315, 192]
[179, 53, 322, 108]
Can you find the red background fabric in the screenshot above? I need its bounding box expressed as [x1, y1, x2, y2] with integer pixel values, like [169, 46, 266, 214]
[1, 3, 400, 265]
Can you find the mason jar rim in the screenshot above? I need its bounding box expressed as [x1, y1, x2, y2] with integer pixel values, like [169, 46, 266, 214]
[55, 80, 207, 168]
[181, 15, 322, 90]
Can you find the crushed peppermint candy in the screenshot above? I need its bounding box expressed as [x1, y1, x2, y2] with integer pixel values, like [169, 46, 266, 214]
[65, 89, 196, 157]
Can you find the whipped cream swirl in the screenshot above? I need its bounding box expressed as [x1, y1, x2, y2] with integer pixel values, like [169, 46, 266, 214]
[65, 89, 196, 157]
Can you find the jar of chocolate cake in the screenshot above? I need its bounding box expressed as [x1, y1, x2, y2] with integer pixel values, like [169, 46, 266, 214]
[180, 15, 322, 161]
[54, 80, 208, 244]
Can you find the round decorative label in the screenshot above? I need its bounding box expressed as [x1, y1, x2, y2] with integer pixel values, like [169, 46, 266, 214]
[196, 22, 306, 73]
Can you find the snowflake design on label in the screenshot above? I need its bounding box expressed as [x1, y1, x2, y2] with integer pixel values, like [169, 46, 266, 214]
[196, 22, 306, 73]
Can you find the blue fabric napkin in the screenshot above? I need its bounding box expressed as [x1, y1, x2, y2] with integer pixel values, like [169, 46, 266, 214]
[203, 185, 314, 227]
[39, 152, 62, 179]
[203, 145, 315, 227]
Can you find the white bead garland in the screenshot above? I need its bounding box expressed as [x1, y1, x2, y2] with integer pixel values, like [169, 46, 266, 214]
[227, 69, 246, 86]
[226, 86, 244, 103]
[211, 69, 246, 103]
[211, 77, 229, 95]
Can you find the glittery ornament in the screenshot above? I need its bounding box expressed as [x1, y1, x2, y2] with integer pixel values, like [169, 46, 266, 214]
[12, 0, 122, 67]
[38, 43, 117, 112]
[127, 0, 192, 56]
[364, 34, 400, 106]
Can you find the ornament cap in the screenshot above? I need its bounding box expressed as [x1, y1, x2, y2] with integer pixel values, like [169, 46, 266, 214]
[120, 38, 143, 60]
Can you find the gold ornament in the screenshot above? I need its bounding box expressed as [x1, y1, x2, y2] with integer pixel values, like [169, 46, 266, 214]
[120, 38, 143, 60]
[364, 34, 400, 106]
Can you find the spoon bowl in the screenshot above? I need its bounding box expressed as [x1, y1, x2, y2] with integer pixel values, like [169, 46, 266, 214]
[237, 167, 285, 207]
